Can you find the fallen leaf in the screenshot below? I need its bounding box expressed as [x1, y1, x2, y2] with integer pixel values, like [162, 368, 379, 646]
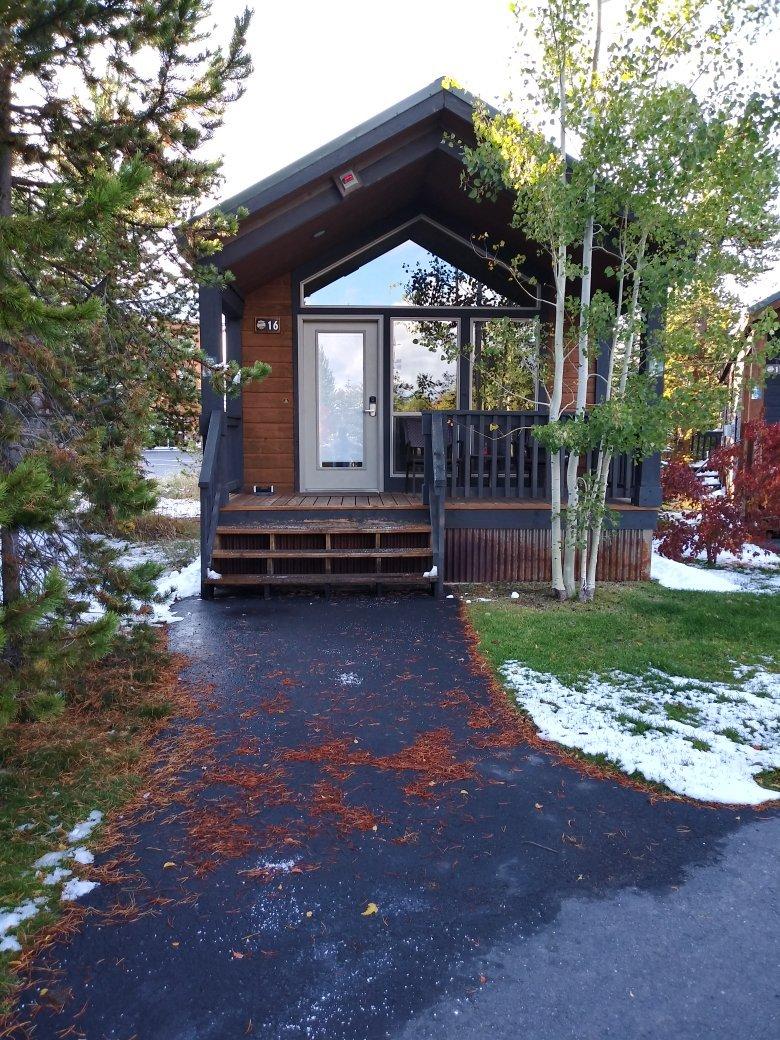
[305, 910, 313, 918]
[534, 803, 543, 811]
[232, 951, 244, 959]
[171, 942, 180, 948]
[361, 902, 379, 917]
[163, 861, 176, 869]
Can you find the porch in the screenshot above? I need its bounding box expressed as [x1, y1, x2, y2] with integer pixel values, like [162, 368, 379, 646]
[200, 407, 656, 596]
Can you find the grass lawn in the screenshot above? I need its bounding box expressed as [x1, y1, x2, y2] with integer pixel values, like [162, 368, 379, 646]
[0, 629, 189, 1013]
[469, 583, 778, 685]
[468, 583, 780, 800]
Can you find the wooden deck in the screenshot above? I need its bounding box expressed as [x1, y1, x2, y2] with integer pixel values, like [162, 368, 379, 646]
[222, 492, 422, 511]
[222, 492, 641, 513]
[205, 491, 653, 590]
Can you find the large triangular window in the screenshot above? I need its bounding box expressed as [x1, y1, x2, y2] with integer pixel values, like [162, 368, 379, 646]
[303, 240, 515, 308]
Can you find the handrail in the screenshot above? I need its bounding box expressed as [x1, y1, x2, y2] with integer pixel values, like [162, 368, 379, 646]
[199, 408, 227, 598]
[428, 412, 446, 597]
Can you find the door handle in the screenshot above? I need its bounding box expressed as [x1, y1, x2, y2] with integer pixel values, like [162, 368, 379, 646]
[364, 395, 377, 417]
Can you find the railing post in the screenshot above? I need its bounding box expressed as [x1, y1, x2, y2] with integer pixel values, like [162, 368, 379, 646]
[421, 412, 433, 506]
[632, 452, 662, 507]
[199, 285, 224, 441]
[225, 314, 243, 488]
[198, 409, 225, 598]
[430, 412, 446, 598]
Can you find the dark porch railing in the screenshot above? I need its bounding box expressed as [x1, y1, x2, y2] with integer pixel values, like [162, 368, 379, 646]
[422, 410, 639, 502]
[690, 429, 723, 462]
[198, 407, 243, 596]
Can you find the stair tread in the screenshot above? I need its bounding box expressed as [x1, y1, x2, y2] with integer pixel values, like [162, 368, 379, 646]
[216, 524, 432, 535]
[212, 547, 432, 559]
[206, 573, 434, 586]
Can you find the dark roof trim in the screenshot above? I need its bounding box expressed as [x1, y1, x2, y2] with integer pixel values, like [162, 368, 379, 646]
[211, 78, 481, 220]
[749, 289, 780, 316]
[299, 214, 542, 305]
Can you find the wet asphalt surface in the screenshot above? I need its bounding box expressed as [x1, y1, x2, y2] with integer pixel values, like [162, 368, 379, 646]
[11, 594, 780, 1039]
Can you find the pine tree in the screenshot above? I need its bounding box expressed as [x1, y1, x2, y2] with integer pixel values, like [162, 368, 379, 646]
[0, 2, 257, 715]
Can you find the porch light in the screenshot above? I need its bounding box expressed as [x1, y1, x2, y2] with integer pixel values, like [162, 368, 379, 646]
[335, 168, 362, 197]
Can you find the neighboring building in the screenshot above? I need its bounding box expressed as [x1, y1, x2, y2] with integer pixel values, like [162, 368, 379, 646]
[197, 81, 661, 597]
[735, 291, 780, 430]
[705, 291, 780, 461]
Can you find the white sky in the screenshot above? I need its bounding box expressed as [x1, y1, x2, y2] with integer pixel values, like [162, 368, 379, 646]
[205, 0, 516, 201]
[203, 0, 779, 306]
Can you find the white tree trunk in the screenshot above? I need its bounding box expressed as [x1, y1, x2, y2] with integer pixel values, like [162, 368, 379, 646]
[549, 254, 568, 598]
[563, 201, 595, 596]
[584, 231, 648, 597]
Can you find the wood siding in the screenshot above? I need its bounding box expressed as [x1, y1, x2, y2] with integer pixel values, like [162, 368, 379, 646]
[541, 316, 597, 410]
[445, 528, 651, 582]
[242, 275, 295, 492]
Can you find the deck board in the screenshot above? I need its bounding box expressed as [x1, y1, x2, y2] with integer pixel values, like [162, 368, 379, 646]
[221, 492, 641, 513]
[206, 573, 432, 587]
[222, 492, 423, 512]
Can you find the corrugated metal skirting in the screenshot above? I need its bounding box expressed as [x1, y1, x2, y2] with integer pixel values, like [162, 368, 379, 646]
[445, 528, 652, 582]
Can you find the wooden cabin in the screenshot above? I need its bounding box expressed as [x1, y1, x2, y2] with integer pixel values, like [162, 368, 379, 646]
[198, 80, 660, 597]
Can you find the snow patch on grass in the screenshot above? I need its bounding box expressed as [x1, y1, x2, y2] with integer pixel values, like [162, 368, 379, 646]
[151, 556, 202, 622]
[67, 810, 103, 843]
[0, 899, 45, 953]
[501, 662, 780, 805]
[651, 552, 742, 592]
[2, 811, 104, 952]
[652, 538, 779, 595]
[155, 497, 199, 518]
[60, 879, 98, 902]
[697, 544, 779, 568]
[43, 867, 73, 886]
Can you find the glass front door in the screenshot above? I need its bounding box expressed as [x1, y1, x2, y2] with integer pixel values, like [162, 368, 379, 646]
[299, 320, 381, 491]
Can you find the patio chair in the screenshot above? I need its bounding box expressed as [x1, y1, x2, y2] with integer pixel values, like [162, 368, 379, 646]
[399, 415, 425, 493]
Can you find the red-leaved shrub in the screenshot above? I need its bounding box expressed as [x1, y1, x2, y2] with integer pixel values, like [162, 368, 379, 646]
[709, 420, 780, 531]
[661, 460, 706, 506]
[655, 514, 694, 561]
[658, 421, 779, 564]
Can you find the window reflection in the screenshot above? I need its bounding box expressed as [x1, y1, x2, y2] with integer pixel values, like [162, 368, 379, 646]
[317, 332, 364, 468]
[392, 319, 457, 473]
[470, 318, 539, 411]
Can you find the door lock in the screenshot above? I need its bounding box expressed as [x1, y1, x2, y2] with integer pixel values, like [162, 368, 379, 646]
[364, 395, 377, 417]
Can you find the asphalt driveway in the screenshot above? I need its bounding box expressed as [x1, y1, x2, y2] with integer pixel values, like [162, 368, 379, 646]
[11, 595, 780, 1039]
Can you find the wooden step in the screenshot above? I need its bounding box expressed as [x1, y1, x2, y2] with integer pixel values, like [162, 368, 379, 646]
[212, 547, 432, 560]
[216, 523, 431, 536]
[205, 573, 434, 587]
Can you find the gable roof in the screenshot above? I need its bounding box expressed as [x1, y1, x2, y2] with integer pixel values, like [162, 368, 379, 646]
[211, 79, 608, 301]
[217, 78, 480, 220]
